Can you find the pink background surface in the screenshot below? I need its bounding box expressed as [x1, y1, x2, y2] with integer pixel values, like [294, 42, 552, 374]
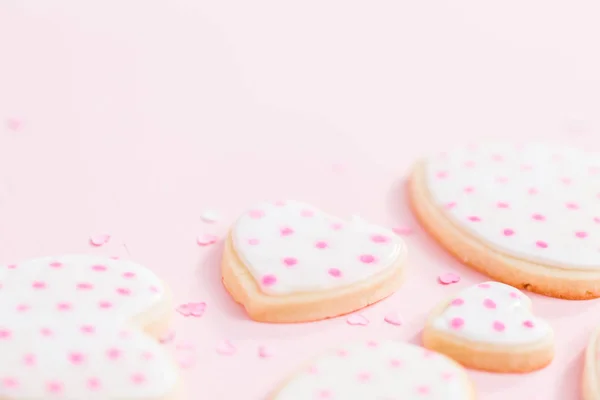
[1, 1, 600, 398]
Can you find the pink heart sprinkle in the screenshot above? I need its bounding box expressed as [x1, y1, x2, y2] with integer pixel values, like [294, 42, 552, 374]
[483, 298, 497, 309]
[438, 273, 461, 285]
[450, 317, 464, 330]
[346, 314, 369, 326]
[392, 226, 413, 236]
[493, 321, 506, 332]
[196, 234, 218, 246]
[216, 340, 236, 356]
[383, 312, 403, 326]
[258, 345, 274, 358]
[89, 234, 111, 247]
[576, 231, 588, 239]
[523, 320, 535, 328]
[176, 302, 206, 317]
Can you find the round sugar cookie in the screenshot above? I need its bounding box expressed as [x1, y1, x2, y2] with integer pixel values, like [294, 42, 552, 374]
[409, 143, 600, 299]
[423, 281, 554, 373]
[270, 340, 476, 399]
[583, 327, 600, 400]
[221, 200, 407, 322]
[0, 255, 182, 400]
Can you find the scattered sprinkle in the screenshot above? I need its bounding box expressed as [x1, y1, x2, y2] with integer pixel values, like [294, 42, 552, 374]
[196, 234, 218, 246]
[216, 340, 236, 356]
[438, 273, 461, 285]
[176, 302, 206, 318]
[5, 118, 22, 131]
[383, 312, 403, 326]
[258, 345, 274, 358]
[89, 234, 111, 247]
[201, 211, 220, 223]
[346, 314, 369, 326]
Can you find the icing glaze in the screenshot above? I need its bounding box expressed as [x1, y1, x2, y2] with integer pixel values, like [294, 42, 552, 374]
[432, 281, 551, 345]
[232, 201, 405, 295]
[0, 254, 178, 398]
[274, 340, 472, 400]
[425, 143, 600, 269]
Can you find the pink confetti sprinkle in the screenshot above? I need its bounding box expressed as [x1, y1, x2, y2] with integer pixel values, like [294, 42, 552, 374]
[196, 234, 218, 246]
[258, 345, 274, 358]
[176, 302, 206, 317]
[438, 273, 460, 285]
[392, 226, 413, 236]
[346, 314, 369, 326]
[383, 312, 403, 326]
[89, 234, 111, 247]
[216, 340, 236, 356]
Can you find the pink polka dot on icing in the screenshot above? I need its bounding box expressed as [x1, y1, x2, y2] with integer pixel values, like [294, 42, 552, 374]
[497, 202, 510, 209]
[0, 330, 11, 339]
[123, 272, 136, 278]
[464, 160, 476, 168]
[98, 301, 113, 309]
[248, 209, 265, 219]
[7, 264, 16, 269]
[445, 202, 457, 210]
[87, 378, 101, 390]
[280, 227, 294, 236]
[436, 171, 449, 179]
[523, 320, 535, 328]
[69, 352, 85, 365]
[328, 268, 342, 278]
[131, 373, 146, 384]
[478, 283, 491, 289]
[359, 254, 376, 264]
[46, 382, 63, 393]
[528, 187, 538, 195]
[274, 200, 286, 206]
[107, 348, 122, 360]
[261, 275, 277, 286]
[16, 304, 29, 312]
[356, 372, 371, 382]
[536, 240, 548, 249]
[40, 328, 53, 337]
[330, 222, 343, 230]
[370, 234, 389, 243]
[3, 378, 18, 388]
[81, 325, 95, 334]
[247, 238, 260, 245]
[521, 164, 533, 171]
[467, 216, 481, 222]
[32, 281, 46, 289]
[451, 298, 464, 306]
[417, 386, 431, 395]
[503, 229, 515, 236]
[77, 282, 93, 290]
[493, 321, 506, 332]
[91, 264, 107, 272]
[509, 292, 519, 299]
[495, 176, 509, 184]
[300, 209, 314, 217]
[464, 186, 475, 193]
[450, 317, 464, 329]
[283, 257, 298, 267]
[483, 298, 497, 309]
[566, 202, 580, 210]
[316, 389, 333, 399]
[23, 354, 35, 366]
[117, 288, 132, 296]
[315, 241, 328, 249]
[491, 154, 504, 162]
[560, 177, 572, 185]
[576, 231, 588, 238]
[389, 358, 402, 368]
[57, 303, 71, 311]
[594, 217, 600, 224]
[532, 213, 545, 221]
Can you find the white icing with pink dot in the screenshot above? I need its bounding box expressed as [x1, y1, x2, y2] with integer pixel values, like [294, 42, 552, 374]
[0, 255, 177, 398]
[232, 201, 405, 295]
[425, 143, 600, 269]
[432, 281, 551, 344]
[274, 340, 472, 400]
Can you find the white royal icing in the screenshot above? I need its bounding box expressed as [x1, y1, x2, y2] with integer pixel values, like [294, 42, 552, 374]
[0, 255, 178, 399]
[274, 340, 472, 400]
[425, 143, 600, 269]
[432, 281, 551, 345]
[232, 201, 405, 295]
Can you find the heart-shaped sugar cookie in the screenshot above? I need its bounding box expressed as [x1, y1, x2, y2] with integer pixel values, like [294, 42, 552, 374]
[410, 143, 600, 299]
[270, 340, 475, 399]
[423, 281, 554, 372]
[221, 201, 407, 322]
[0, 255, 180, 399]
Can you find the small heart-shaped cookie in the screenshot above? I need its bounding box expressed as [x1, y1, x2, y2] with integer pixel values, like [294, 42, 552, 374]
[221, 201, 407, 322]
[0, 255, 181, 399]
[409, 143, 600, 299]
[423, 281, 554, 373]
[270, 340, 475, 399]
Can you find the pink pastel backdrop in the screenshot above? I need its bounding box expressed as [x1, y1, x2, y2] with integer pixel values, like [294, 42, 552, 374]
[1, 1, 600, 398]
